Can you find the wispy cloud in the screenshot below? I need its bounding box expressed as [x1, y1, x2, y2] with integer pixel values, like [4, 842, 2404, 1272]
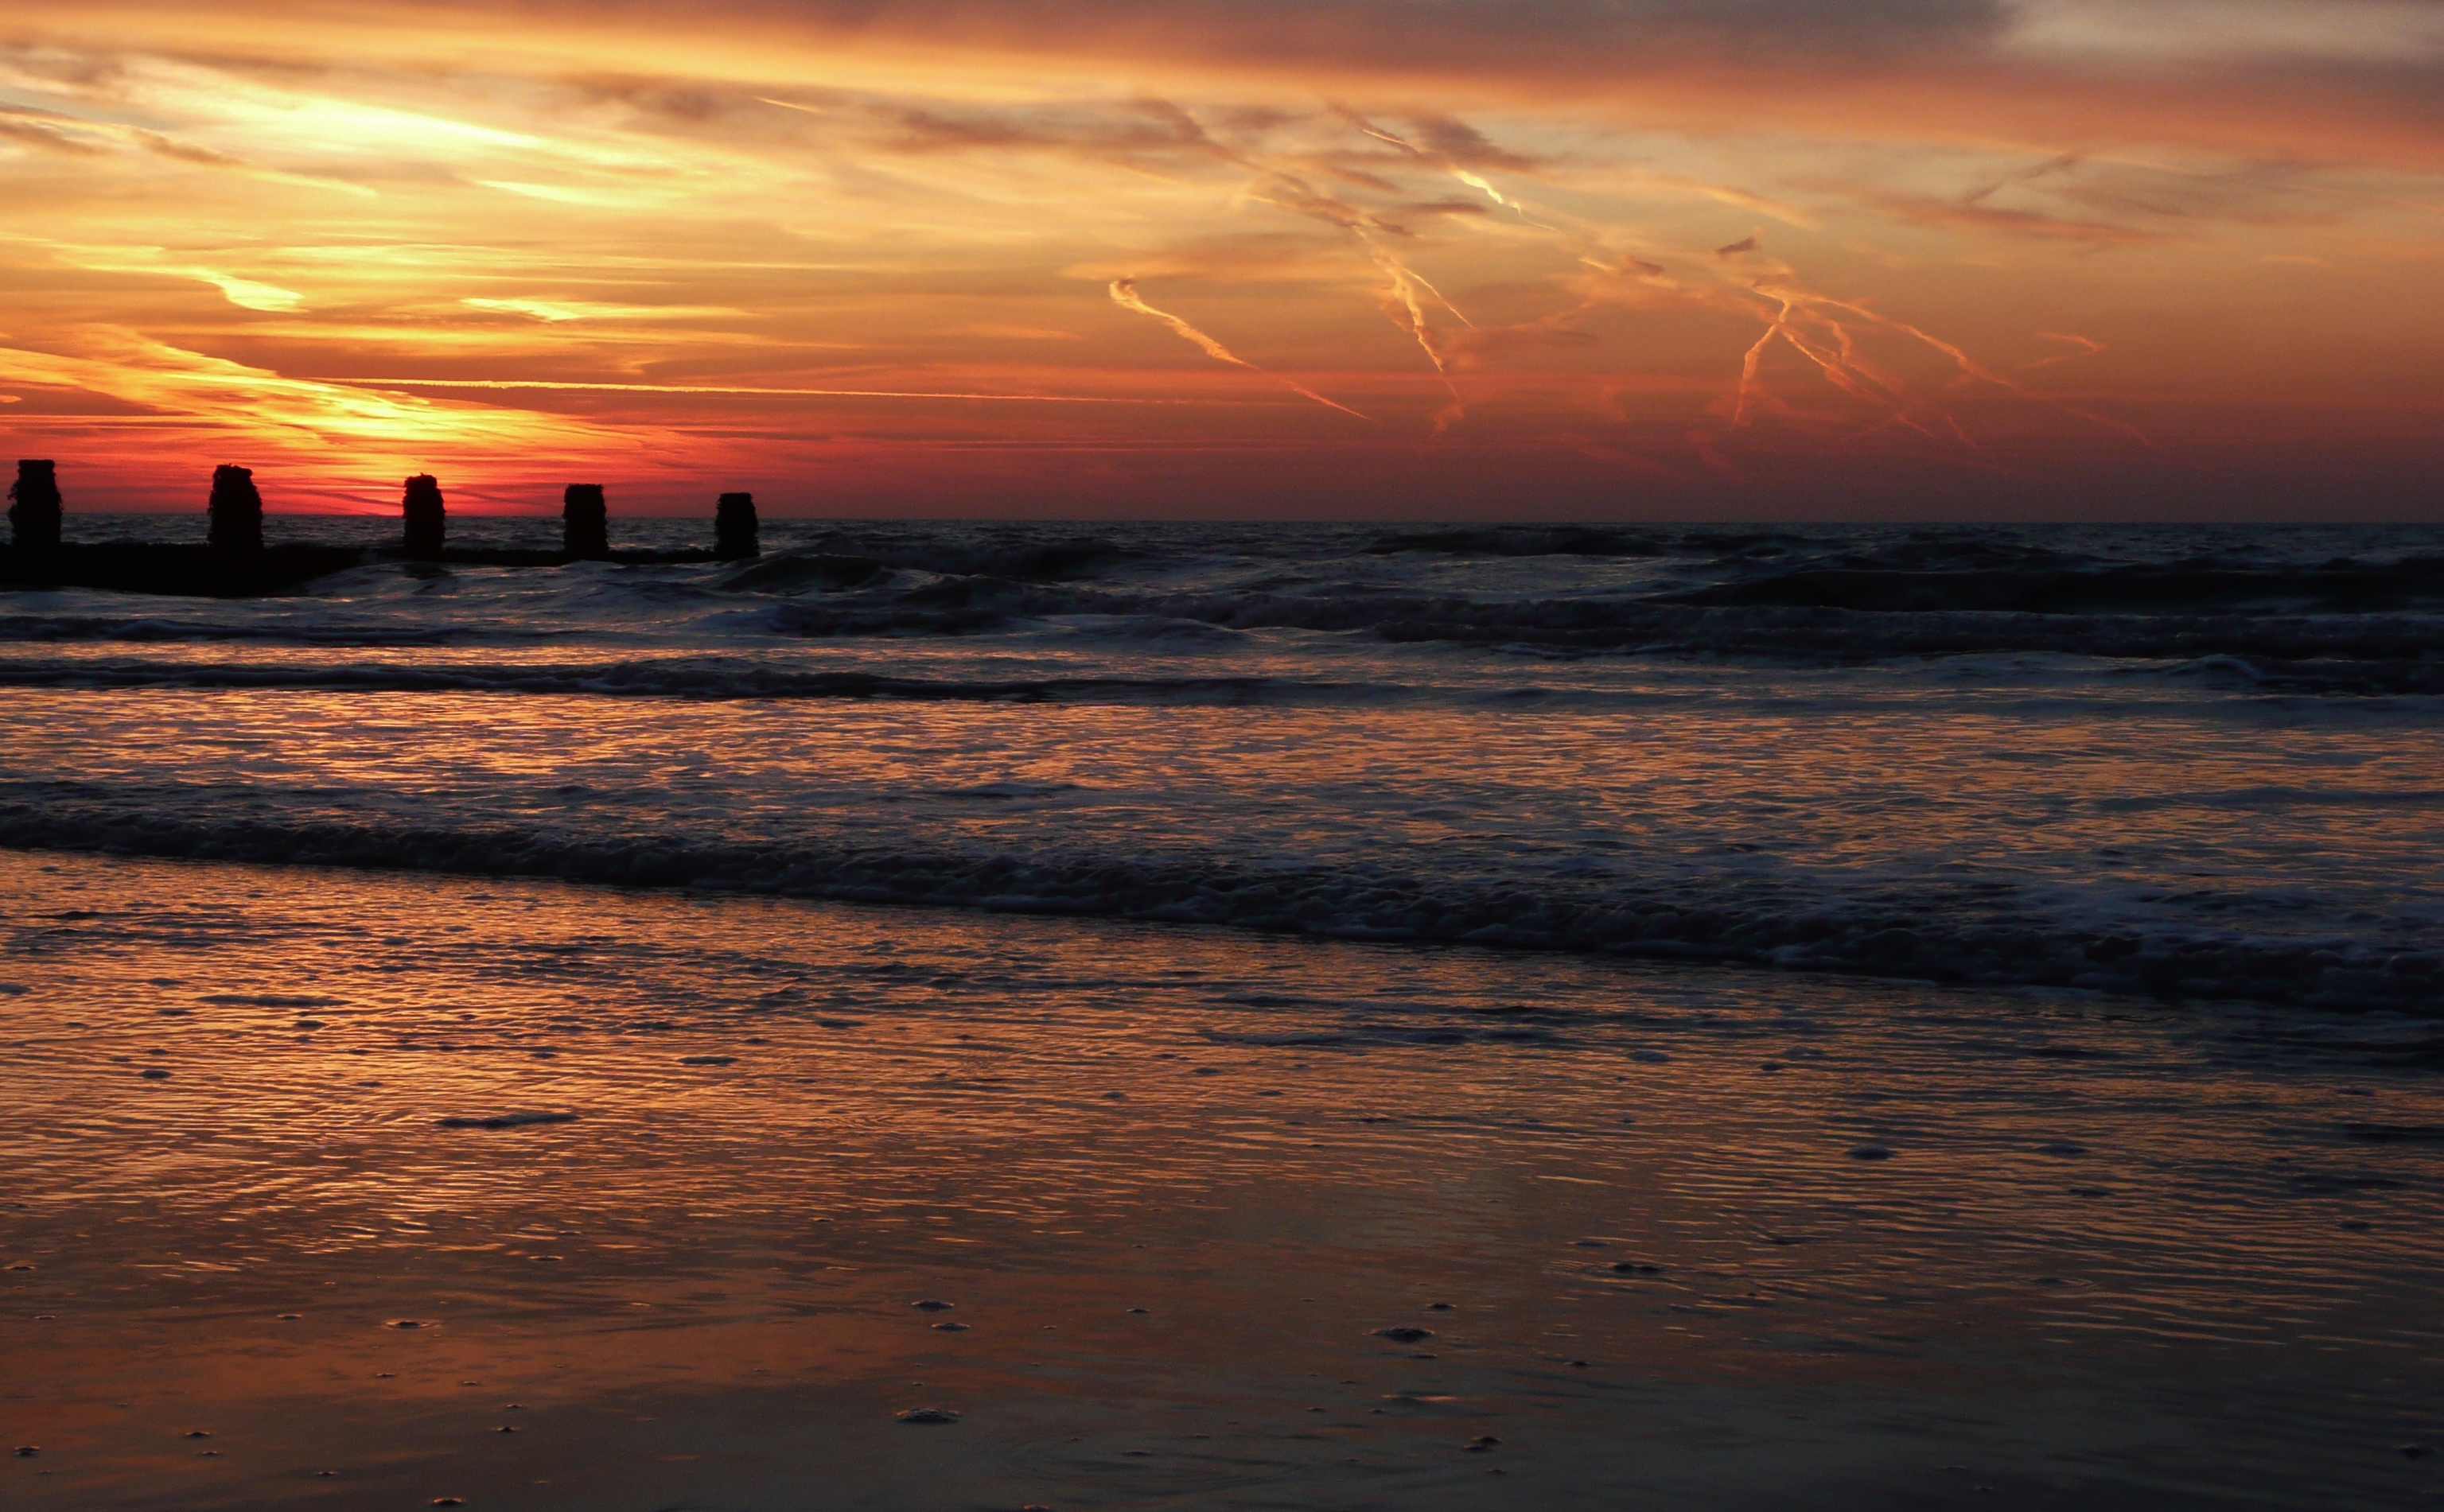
[0, 5, 2435, 512]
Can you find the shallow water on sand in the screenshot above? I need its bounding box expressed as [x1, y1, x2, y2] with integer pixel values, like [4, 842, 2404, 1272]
[4, 852, 2440, 1510]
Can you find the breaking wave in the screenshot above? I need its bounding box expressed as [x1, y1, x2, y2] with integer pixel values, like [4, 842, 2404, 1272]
[0, 658, 1388, 705]
[2, 782, 2435, 1014]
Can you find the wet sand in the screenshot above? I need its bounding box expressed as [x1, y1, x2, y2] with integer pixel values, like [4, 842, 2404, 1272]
[3, 851, 2439, 1510]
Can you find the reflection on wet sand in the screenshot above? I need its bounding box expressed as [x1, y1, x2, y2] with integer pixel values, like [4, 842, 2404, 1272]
[3, 852, 2439, 1509]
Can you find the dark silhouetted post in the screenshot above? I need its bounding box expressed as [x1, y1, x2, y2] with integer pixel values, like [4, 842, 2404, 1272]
[208, 464, 263, 553]
[403, 474, 446, 558]
[563, 484, 608, 558]
[715, 492, 758, 559]
[9, 460, 62, 554]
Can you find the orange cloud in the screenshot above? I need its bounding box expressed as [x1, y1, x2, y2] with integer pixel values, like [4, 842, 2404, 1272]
[0, 1, 2438, 515]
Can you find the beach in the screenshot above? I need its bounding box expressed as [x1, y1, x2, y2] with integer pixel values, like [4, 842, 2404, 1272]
[5, 847, 2440, 1510]
[3, 519, 2442, 1508]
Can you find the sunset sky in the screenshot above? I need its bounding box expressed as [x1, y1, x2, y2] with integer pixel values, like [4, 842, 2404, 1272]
[2, 1, 2441, 518]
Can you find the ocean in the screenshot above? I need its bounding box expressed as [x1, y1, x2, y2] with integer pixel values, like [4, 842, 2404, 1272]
[3, 518, 2440, 1509]
[5, 516, 2442, 1009]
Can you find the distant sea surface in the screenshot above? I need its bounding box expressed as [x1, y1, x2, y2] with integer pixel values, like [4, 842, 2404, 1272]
[2, 516, 2440, 1013]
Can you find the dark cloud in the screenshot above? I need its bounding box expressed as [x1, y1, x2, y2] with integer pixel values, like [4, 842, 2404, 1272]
[869, 98, 1228, 160]
[18, 5, 2444, 176]
[1246, 172, 1401, 236]
[128, 128, 250, 169]
[0, 103, 277, 173]
[2037, 159, 2341, 227]
[1847, 154, 2350, 245]
[0, 116, 107, 156]
[1404, 115, 1539, 170]
[0, 47, 130, 90]
[1866, 193, 2173, 246]
[1600, 255, 1668, 278]
[704, 91, 1284, 173]
[1316, 162, 1407, 193]
[521, 0, 2015, 65]
[568, 75, 754, 116]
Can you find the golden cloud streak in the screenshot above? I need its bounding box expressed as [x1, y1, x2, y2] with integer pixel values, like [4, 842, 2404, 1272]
[316, 375, 1292, 406]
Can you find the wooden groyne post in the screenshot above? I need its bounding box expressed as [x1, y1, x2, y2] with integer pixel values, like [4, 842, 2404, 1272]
[208, 465, 263, 553]
[563, 484, 609, 558]
[402, 474, 446, 558]
[715, 492, 759, 559]
[9, 461, 62, 554]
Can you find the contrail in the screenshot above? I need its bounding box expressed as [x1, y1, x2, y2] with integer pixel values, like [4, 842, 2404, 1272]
[1132, 103, 2143, 463]
[1107, 278, 1371, 421]
[1108, 278, 1247, 367]
[1741, 277, 2150, 449]
[1131, 103, 1481, 418]
[1722, 281, 1957, 439]
[1452, 168, 1514, 212]
[1251, 129, 1475, 371]
[1555, 239, 2111, 468]
[1338, 107, 1554, 229]
[1999, 331, 2154, 447]
[1247, 170, 1468, 393]
[1730, 318, 1784, 431]
[2019, 332, 2105, 373]
[1813, 295, 2150, 447]
[313, 376, 1280, 406]
[1699, 240, 2150, 449]
[1450, 167, 1557, 230]
[1360, 237, 1460, 384]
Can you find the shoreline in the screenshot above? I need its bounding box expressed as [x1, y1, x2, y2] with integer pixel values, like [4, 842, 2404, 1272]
[5, 851, 2441, 1510]
[0, 802, 2434, 1017]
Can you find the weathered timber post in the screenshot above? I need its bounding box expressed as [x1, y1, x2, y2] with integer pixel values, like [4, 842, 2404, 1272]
[714, 492, 759, 559]
[208, 464, 263, 553]
[402, 474, 446, 558]
[562, 484, 609, 558]
[9, 460, 62, 554]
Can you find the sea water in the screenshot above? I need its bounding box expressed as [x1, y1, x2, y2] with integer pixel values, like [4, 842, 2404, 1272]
[2, 519, 2439, 1508]
[5, 518, 2442, 1007]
